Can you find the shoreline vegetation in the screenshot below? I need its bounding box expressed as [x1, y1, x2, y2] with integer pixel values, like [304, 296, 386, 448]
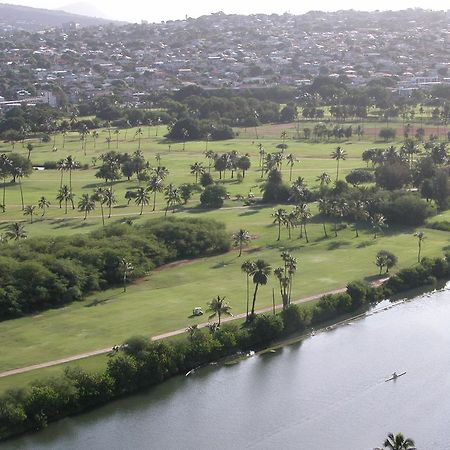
[1, 252, 449, 441]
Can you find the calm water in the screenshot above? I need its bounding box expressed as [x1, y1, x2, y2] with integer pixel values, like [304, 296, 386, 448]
[3, 284, 450, 450]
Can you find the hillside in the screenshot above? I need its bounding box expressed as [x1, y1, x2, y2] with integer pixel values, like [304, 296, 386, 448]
[0, 3, 123, 30]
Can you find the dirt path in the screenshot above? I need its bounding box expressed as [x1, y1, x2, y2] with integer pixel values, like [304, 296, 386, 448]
[0, 286, 352, 379]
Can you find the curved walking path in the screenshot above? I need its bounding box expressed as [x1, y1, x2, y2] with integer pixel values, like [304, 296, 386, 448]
[0, 287, 350, 379]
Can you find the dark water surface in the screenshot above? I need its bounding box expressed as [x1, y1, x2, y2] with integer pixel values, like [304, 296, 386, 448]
[3, 284, 450, 450]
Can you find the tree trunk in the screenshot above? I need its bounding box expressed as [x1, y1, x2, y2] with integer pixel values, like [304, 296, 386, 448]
[246, 275, 249, 321]
[277, 222, 281, 241]
[251, 283, 259, 317]
[153, 192, 157, 211]
[304, 224, 309, 243]
[19, 178, 24, 210]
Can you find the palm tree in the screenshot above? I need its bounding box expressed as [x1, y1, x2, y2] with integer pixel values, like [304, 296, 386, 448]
[316, 172, 331, 188]
[318, 197, 330, 238]
[64, 155, 79, 191]
[106, 137, 112, 150]
[286, 153, 298, 181]
[5, 222, 27, 241]
[57, 158, 66, 188]
[164, 184, 181, 216]
[0, 154, 12, 212]
[103, 187, 116, 218]
[13, 167, 25, 210]
[56, 185, 74, 214]
[26, 143, 33, 161]
[414, 231, 426, 262]
[383, 432, 416, 450]
[241, 260, 256, 321]
[135, 187, 150, 215]
[92, 188, 106, 226]
[352, 201, 368, 238]
[114, 129, 120, 149]
[38, 196, 51, 216]
[120, 258, 134, 292]
[295, 203, 312, 243]
[92, 130, 99, 149]
[23, 205, 36, 223]
[280, 130, 288, 147]
[182, 128, 189, 151]
[330, 146, 347, 181]
[371, 213, 387, 239]
[206, 295, 232, 326]
[135, 127, 143, 150]
[153, 165, 169, 180]
[190, 162, 205, 183]
[204, 150, 216, 173]
[249, 259, 272, 318]
[272, 208, 287, 241]
[78, 193, 95, 220]
[148, 175, 164, 211]
[233, 229, 251, 257]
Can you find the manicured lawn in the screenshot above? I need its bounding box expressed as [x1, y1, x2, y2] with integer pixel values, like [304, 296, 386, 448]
[0, 123, 448, 390]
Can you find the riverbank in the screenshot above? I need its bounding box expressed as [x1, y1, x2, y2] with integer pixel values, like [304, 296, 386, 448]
[1, 253, 449, 441]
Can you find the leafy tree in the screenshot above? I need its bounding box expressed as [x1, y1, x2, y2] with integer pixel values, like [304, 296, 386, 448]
[379, 128, 396, 142]
[200, 184, 227, 208]
[376, 162, 410, 190]
[345, 169, 374, 186]
[233, 229, 251, 257]
[376, 250, 397, 274]
[78, 194, 95, 220]
[206, 295, 232, 326]
[237, 155, 251, 178]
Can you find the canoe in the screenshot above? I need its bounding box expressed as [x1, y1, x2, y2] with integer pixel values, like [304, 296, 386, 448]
[385, 371, 406, 382]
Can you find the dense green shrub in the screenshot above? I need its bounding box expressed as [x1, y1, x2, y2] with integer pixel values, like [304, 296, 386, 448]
[0, 218, 230, 321]
[199, 184, 227, 208]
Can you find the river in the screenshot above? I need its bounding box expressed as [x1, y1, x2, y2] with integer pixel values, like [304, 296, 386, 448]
[2, 284, 450, 450]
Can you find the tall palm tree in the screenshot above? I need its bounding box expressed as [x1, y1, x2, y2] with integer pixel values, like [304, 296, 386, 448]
[164, 184, 181, 216]
[204, 150, 216, 173]
[114, 129, 120, 149]
[352, 200, 369, 238]
[56, 185, 74, 214]
[13, 167, 25, 210]
[272, 208, 287, 241]
[92, 188, 106, 226]
[241, 260, 256, 321]
[371, 213, 387, 239]
[103, 187, 116, 218]
[330, 146, 347, 181]
[78, 193, 95, 220]
[249, 259, 272, 318]
[5, 222, 27, 241]
[383, 432, 416, 450]
[286, 153, 298, 181]
[318, 197, 330, 238]
[57, 158, 66, 188]
[92, 130, 99, 149]
[295, 203, 312, 243]
[38, 196, 50, 216]
[0, 154, 12, 212]
[135, 187, 150, 215]
[206, 295, 232, 326]
[135, 127, 143, 150]
[148, 175, 164, 211]
[26, 143, 33, 161]
[64, 155, 79, 191]
[120, 258, 134, 292]
[414, 231, 426, 262]
[23, 205, 36, 223]
[182, 128, 189, 151]
[233, 229, 251, 257]
[190, 162, 205, 183]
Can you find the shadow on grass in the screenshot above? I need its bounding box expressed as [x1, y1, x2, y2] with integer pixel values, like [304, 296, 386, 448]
[357, 240, 376, 248]
[327, 240, 351, 250]
[85, 292, 122, 307]
[239, 210, 260, 216]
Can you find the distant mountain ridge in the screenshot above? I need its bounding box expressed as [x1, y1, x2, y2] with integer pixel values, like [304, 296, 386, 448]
[0, 3, 124, 30]
[58, 2, 110, 20]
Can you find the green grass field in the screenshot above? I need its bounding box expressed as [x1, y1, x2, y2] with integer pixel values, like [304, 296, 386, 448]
[0, 122, 448, 391]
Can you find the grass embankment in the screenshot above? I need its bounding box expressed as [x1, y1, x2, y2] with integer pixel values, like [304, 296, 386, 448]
[0, 123, 448, 391]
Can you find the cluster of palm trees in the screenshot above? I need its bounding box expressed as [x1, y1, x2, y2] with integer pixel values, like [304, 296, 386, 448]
[271, 204, 312, 241]
[203, 150, 251, 179]
[382, 432, 415, 449]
